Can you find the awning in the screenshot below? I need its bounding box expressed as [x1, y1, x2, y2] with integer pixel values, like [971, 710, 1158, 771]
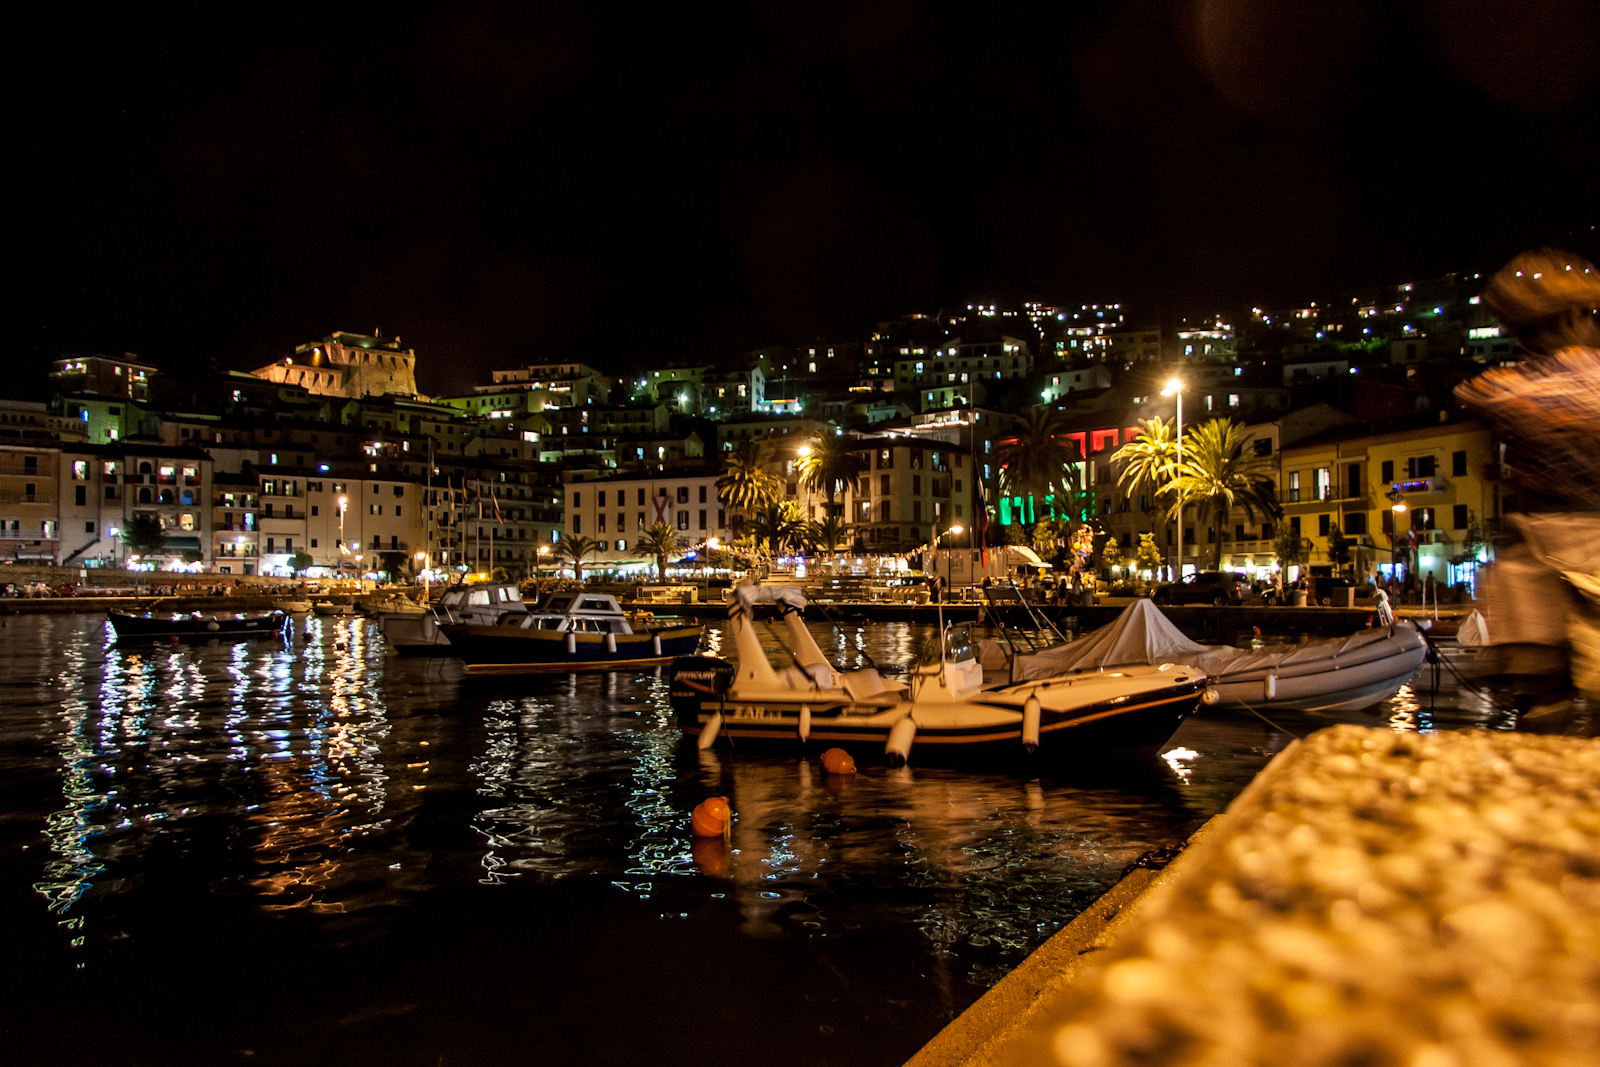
[160, 536, 202, 550]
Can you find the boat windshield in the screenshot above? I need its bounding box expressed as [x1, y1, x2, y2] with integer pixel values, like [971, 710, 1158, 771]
[915, 626, 977, 669]
[501, 587, 522, 603]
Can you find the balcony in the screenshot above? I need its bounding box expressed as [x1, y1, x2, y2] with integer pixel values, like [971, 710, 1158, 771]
[1, 529, 60, 541]
[0, 492, 53, 505]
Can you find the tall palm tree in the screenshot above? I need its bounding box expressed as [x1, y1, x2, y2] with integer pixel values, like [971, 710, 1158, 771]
[1166, 419, 1281, 570]
[1112, 416, 1180, 578]
[993, 406, 1083, 524]
[632, 522, 681, 581]
[796, 433, 867, 519]
[555, 535, 600, 584]
[716, 441, 780, 528]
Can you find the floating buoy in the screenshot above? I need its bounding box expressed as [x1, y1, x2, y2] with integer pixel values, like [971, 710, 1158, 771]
[697, 711, 723, 750]
[168, 634, 180, 643]
[566, 633, 577, 655]
[605, 632, 617, 653]
[1201, 688, 1222, 705]
[885, 716, 917, 768]
[206, 621, 220, 631]
[820, 748, 856, 775]
[652, 634, 662, 656]
[691, 796, 731, 838]
[1263, 673, 1277, 701]
[1022, 695, 1042, 753]
[798, 704, 811, 743]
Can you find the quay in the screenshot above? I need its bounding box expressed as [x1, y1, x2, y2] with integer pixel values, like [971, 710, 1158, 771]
[906, 725, 1600, 1067]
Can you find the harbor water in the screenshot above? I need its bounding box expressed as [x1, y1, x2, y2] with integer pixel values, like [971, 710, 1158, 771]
[1, 613, 1525, 1065]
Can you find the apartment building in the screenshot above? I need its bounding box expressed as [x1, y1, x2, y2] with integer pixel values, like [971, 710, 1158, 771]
[564, 468, 731, 571]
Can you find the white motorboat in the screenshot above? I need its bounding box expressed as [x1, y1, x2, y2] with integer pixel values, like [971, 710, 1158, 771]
[669, 586, 1208, 767]
[378, 580, 526, 655]
[989, 599, 1428, 715]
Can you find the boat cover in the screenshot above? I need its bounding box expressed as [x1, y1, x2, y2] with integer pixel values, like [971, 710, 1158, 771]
[1457, 610, 1489, 647]
[731, 584, 808, 614]
[1010, 599, 1423, 683]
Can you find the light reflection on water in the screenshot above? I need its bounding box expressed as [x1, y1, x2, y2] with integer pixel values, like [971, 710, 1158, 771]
[2, 613, 1563, 1066]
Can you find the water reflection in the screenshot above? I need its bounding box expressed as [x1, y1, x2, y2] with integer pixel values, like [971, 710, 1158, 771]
[7, 612, 1578, 1066]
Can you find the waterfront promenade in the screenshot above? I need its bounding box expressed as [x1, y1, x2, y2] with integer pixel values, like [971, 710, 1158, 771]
[909, 724, 1600, 1067]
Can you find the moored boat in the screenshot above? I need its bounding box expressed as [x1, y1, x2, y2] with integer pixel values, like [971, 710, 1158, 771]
[378, 580, 526, 655]
[441, 590, 705, 674]
[993, 599, 1428, 715]
[108, 609, 289, 640]
[669, 586, 1208, 766]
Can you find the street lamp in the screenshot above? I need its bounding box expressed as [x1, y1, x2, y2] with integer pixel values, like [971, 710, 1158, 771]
[945, 524, 963, 594]
[1160, 378, 1184, 580]
[1387, 486, 1408, 584]
[538, 543, 550, 582]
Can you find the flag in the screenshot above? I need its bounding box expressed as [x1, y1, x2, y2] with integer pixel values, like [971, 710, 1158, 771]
[491, 485, 504, 526]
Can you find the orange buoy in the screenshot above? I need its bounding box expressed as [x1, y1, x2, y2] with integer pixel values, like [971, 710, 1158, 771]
[820, 748, 857, 775]
[691, 796, 731, 837]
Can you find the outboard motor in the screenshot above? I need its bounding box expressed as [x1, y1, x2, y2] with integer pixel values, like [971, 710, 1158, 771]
[668, 655, 734, 727]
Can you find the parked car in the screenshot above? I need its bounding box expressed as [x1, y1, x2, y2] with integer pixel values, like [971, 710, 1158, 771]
[1262, 576, 1361, 606]
[1151, 571, 1248, 606]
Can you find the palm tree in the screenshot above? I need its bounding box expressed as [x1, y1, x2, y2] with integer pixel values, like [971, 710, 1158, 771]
[748, 500, 807, 555]
[1112, 416, 1180, 578]
[796, 433, 867, 519]
[632, 523, 681, 581]
[1165, 419, 1281, 570]
[716, 442, 781, 529]
[993, 406, 1083, 525]
[555, 535, 600, 584]
[808, 513, 854, 554]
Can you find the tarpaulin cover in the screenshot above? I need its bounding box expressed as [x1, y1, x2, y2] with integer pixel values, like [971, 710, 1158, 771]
[1011, 599, 1424, 683]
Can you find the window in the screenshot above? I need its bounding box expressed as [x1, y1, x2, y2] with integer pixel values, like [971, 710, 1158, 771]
[311, 539, 318, 548]
[1454, 504, 1469, 529]
[1410, 507, 1435, 531]
[573, 515, 581, 533]
[598, 491, 607, 507]
[1380, 460, 1394, 483]
[1288, 471, 1300, 502]
[1313, 468, 1331, 501]
[1452, 450, 1467, 477]
[572, 492, 581, 508]
[1261, 522, 1274, 540]
[1345, 513, 1366, 535]
[393, 485, 403, 497]
[311, 505, 318, 516]
[880, 474, 891, 496]
[370, 504, 382, 515]
[912, 475, 922, 495]
[637, 512, 645, 530]
[1381, 510, 1394, 534]
[637, 489, 646, 505]
[85, 521, 95, 534]
[698, 510, 707, 530]
[1347, 463, 1361, 498]
[1318, 514, 1331, 537]
[75, 485, 86, 506]
[677, 486, 689, 504]
[1407, 455, 1436, 478]
[72, 461, 88, 480]
[677, 510, 689, 530]
[599, 513, 607, 533]
[1289, 517, 1301, 537]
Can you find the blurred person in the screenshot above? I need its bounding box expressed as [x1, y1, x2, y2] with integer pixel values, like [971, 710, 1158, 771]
[1455, 249, 1600, 731]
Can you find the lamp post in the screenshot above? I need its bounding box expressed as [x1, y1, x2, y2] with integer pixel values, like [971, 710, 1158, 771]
[1387, 486, 1408, 585]
[1160, 378, 1184, 581]
[538, 543, 550, 584]
[945, 524, 963, 594]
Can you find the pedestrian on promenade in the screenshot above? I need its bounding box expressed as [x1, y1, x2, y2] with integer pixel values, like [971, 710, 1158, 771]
[1455, 248, 1600, 730]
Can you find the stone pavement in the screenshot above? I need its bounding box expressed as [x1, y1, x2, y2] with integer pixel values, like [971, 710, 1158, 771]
[910, 725, 1600, 1067]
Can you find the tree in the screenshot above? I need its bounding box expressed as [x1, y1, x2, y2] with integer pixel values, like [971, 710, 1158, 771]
[1100, 537, 1124, 573]
[994, 406, 1083, 516]
[1166, 419, 1281, 570]
[716, 442, 780, 525]
[1327, 524, 1352, 573]
[121, 514, 165, 558]
[555, 535, 601, 583]
[1135, 532, 1164, 576]
[1274, 525, 1309, 571]
[795, 433, 867, 518]
[289, 550, 314, 576]
[1029, 515, 1073, 565]
[633, 522, 681, 581]
[747, 500, 807, 555]
[1112, 416, 1180, 574]
[808, 514, 854, 554]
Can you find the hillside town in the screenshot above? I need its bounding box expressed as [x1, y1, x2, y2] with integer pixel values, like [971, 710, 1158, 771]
[4, 264, 1530, 600]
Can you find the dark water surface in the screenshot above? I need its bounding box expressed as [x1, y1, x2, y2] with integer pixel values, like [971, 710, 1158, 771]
[0, 614, 1514, 1065]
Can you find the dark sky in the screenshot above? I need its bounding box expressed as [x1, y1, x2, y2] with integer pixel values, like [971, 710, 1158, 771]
[19, 0, 1599, 396]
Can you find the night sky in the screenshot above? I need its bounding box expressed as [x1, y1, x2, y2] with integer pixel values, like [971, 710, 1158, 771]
[19, 1, 1598, 396]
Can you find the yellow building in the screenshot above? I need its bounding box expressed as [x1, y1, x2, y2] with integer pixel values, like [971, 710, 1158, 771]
[1280, 414, 1496, 589]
